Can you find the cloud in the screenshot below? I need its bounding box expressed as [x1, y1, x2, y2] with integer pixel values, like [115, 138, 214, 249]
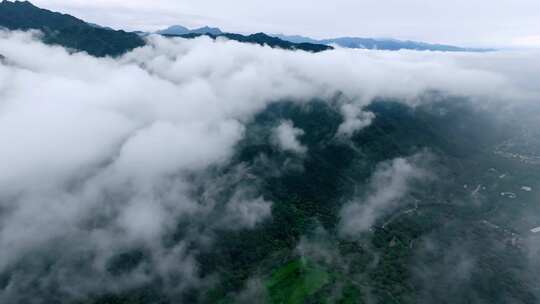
[273, 120, 307, 154]
[337, 103, 375, 137]
[233, 277, 269, 304]
[339, 153, 431, 237]
[0, 30, 540, 302]
[411, 235, 478, 303]
[296, 227, 341, 266]
[214, 184, 273, 230]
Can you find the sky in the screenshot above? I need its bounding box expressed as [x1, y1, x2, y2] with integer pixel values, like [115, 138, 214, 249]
[26, 0, 540, 48]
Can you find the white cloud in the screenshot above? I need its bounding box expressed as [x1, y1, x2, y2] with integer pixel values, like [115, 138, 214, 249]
[339, 153, 431, 237]
[273, 120, 307, 154]
[223, 196, 272, 229]
[337, 103, 375, 137]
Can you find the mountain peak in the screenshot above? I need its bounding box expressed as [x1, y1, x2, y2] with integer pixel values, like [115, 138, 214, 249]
[156, 25, 222, 36]
[1, 0, 30, 4]
[1, 0, 36, 7]
[156, 25, 190, 35]
[190, 26, 222, 35]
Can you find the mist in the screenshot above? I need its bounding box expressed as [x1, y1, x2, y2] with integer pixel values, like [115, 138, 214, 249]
[1, 29, 540, 302]
[339, 153, 431, 237]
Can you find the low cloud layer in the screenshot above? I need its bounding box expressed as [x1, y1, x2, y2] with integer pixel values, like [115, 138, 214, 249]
[0, 30, 540, 302]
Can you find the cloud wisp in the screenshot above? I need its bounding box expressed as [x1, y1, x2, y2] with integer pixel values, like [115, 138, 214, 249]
[273, 120, 307, 154]
[339, 153, 431, 237]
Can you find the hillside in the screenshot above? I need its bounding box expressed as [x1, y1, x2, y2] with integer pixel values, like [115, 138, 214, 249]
[0, 0, 145, 56]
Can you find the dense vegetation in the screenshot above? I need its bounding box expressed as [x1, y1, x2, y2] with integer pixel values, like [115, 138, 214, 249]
[74, 98, 540, 304]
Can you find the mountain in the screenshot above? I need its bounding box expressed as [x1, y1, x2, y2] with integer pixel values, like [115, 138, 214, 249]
[273, 33, 492, 52]
[0, 0, 145, 57]
[71, 97, 539, 304]
[162, 32, 333, 53]
[190, 26, 222, 35]
[156, 25, 190, 35]
[0, 2, 330, 56]
[319, 37, 491, 52]
[2, 1, 483, 56]
[157, 25, 332, 52]
[157, 25, 223, 36]
[272, 34, 320, 44]
[2, 2, 539, 303]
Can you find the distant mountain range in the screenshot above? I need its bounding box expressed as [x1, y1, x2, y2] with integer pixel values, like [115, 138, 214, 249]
[0, 1, 492, 56]
[155, 25, 332, 52]
[0, 1, 331, 55]
[157, 25, 492, 52]
[272, 34, 493, 52]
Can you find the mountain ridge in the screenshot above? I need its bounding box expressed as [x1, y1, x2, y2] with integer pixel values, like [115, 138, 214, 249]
[157, 25, 223, 36]
[0, 0, 145, 56]
[161, 31, 333, 53]
[157, 24, 494, 52]
[273, 33, 493, 52]
[0, 2, 332, 54]
[0, 1, 494, 57]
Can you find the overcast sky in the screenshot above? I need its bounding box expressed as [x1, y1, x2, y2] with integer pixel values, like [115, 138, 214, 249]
[30, 0, 540, 48]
